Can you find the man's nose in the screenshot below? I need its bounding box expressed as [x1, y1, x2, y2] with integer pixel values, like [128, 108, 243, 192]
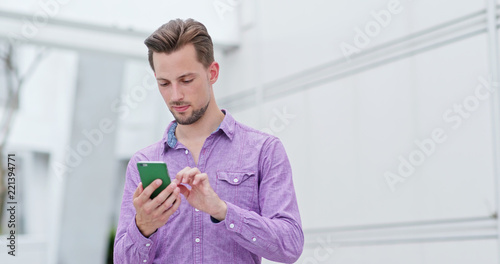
[171, 83, 183, 101]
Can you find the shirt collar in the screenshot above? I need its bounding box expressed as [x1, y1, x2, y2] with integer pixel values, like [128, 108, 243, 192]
[163, 109, 235, 150]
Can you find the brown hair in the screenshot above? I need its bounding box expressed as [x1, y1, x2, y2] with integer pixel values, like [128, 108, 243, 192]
[144, 18, 214, 71]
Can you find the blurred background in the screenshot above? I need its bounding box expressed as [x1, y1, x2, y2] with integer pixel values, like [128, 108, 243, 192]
[0, 0, 499, 263]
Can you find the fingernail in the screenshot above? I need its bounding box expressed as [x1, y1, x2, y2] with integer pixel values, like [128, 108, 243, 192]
[156, 179, 162, 185]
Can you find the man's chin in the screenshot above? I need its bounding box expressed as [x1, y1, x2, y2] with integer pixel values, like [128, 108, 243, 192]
[173, 113, 196, 125]
[175, 117, 189, 125]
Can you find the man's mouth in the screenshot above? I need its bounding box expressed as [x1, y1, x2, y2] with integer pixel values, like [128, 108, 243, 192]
[172, 105, 190, 112]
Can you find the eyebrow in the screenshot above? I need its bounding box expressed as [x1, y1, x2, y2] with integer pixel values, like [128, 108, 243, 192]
[156, 72, 197, 81]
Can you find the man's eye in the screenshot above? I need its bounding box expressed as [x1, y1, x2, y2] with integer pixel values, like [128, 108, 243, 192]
[160, 83, 169, 87]
[183, 79, 193, 84]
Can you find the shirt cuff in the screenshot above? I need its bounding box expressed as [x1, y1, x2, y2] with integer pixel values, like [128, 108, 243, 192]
[127, 215, 158, 248]
[215, 202, 244, 233]
[211, 202, 271, 249]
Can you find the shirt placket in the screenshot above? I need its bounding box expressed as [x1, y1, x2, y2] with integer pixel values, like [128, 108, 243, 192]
[188, 135, 214, 264]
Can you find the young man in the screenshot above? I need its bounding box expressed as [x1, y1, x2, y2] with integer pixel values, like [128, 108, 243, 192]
[114, 18, 304, 263]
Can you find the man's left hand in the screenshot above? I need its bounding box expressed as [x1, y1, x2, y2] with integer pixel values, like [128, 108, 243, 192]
[175, 167, 227, 221]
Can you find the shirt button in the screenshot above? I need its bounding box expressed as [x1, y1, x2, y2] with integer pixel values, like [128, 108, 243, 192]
[145, 243, 150, 247]
[143, 260, 147, 263]
[229, 223, 235, 229]
[185, 149, 189, 154]
[233, 178, 239, 183]
[195, 238, 201, 243]
[195, 208, 199, 211]
[252, 237, 256, 242]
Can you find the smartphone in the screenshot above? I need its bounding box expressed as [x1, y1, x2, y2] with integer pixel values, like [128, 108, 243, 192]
[137, 161, 171, 199]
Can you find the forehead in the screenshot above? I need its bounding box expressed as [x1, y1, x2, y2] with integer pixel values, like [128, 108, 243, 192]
[153, 44, 204, 78]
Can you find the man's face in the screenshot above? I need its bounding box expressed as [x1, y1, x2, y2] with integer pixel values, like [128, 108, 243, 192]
[153, 44, 217, 125]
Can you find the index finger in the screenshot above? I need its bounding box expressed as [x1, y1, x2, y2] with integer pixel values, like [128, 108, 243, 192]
[177, 167, 201, 184]
[175, 166, 191, 182]
[152, 181, 179, 206]
[138, 179, 163, 203]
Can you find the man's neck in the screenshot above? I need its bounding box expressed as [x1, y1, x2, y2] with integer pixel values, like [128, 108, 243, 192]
[175, 103, 225, 143]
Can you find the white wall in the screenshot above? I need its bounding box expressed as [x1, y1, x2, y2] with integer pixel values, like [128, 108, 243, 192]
[218, 0, 499, 263]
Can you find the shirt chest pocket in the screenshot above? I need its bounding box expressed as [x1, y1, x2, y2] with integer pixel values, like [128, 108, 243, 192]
[216, 171, 257, 210]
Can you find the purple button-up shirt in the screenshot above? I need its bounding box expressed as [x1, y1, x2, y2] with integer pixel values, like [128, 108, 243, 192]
[114, 110, 303, 263]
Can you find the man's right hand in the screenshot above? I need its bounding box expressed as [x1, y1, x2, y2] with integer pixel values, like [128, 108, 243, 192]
[133, 179, 181, 237]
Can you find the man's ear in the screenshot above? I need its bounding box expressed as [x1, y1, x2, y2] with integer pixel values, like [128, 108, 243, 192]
[208, 61, 219, 85]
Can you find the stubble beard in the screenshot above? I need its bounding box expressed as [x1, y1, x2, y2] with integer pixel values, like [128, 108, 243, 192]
[172, 97, 210, 125]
